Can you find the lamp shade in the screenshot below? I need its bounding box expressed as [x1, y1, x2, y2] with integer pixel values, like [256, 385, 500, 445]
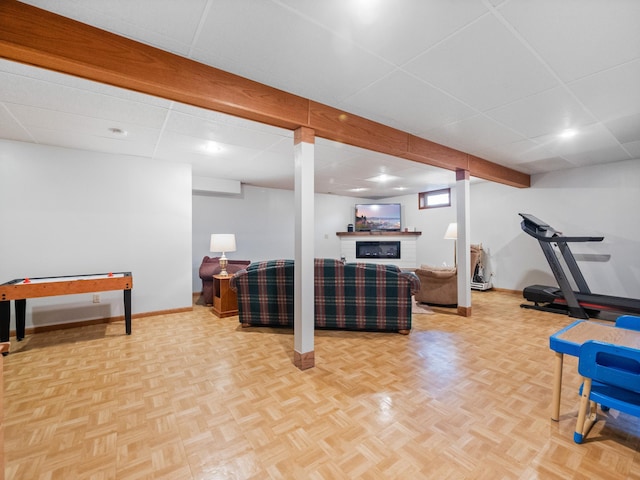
[444, 223, 457, 240]
[210, 234, 236, 253]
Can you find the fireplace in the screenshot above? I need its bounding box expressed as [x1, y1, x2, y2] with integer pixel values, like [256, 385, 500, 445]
[355, 241, 401, 259]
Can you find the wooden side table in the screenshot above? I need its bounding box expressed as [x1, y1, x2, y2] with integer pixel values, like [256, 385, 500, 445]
[212, 274, 238, 318]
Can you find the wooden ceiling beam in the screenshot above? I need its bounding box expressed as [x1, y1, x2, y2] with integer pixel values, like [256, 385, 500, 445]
[0, 0, 308, 129]
[0, 0, 530, 188]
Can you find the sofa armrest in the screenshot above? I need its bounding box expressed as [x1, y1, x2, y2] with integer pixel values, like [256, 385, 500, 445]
[229, 270, 247, 292]
[415, 266, 457, 279]
[401, 271, 421, 295]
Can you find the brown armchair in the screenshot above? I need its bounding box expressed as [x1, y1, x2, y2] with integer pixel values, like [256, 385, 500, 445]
[414, 245, 482, 306]
[197, 256, 251, 305]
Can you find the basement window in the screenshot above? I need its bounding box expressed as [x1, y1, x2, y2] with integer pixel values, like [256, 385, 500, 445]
[418, 188, 451, 209]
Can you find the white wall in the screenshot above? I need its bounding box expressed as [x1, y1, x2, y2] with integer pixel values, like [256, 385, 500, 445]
[0, 140, 193, 330]
[6, 138, 636, 331]
[470, 159, 640, 298]
[192, 187, 356, 291]
[400, 194, 458, 268]
[388, 159, 640, 299]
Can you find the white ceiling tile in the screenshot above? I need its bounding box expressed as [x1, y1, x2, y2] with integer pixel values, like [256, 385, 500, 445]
[316, 159, 387, 182]
[171, 103, 292, 137]
[605, 113, 640, 145]
[623, 140, 640, 159]
[498, 0, 640, 82]
[422, 115, 526, 154]
[518, 157, 576, 175]
[570, 59, 640, 122]
[562, 144, 631, 167]
[277, 0, 488, 65]
[404, 14, 558, 111]
[20, 0, 208, 56]
[343, 70, 476, 134]
[190, 0, 395, 106]
[0, 72, 169, 129]
[485, 87, 596, 138]
[156, 141, 260, 176]
[0, 103, 33, 142]
[391, 165, 456, 189]
[163, 111, 288, 151]
[476, 139, 557, 165]
[0, 60, 171, 108]
[532, 123, 621, 158]
[314, 138, 364, 166]
[32, 128, 157, 157]
[7, 103, 161, 146]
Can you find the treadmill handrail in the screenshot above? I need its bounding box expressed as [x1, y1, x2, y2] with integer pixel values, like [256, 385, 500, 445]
[521, 224, 604, 243]
[519, 214, 603, 243]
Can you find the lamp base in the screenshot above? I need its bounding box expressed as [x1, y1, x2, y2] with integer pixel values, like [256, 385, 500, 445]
[219, 255, 229, 276]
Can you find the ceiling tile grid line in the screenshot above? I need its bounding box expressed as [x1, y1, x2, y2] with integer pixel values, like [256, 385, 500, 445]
[3, 0, 639, 196]
[0, 100, 36, 142]
[187, 0, 216, 59]
[486, 0, 625, 155]
[151, 102, 175, 160]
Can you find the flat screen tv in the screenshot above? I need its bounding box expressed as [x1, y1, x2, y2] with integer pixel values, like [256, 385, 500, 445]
[355, 203, 401, 232]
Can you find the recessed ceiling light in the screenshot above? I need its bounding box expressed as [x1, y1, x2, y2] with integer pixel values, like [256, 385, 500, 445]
[108, 127, 128, 137]
[349, 187, 369, 192]
[366, 174, 400, 183]
[203, 141, 223, 154]
[559, 128, 577, 139]
[394, 186, 407, 191]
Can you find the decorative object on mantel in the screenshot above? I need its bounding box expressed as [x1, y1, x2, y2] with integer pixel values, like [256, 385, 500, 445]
[210, 233, 237, 276]
[336, 231, 421, 237]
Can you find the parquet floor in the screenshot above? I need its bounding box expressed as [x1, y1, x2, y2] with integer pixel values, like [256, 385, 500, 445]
[3, 291, 640, 479]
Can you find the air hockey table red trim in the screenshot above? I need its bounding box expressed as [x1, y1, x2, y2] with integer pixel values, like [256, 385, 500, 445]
[0, 272, 133, 349]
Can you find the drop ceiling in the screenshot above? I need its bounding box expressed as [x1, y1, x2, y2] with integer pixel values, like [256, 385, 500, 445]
[1, 0, 639, 198]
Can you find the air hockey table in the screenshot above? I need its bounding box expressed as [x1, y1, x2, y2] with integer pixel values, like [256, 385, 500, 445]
[0, 272, 133, 346]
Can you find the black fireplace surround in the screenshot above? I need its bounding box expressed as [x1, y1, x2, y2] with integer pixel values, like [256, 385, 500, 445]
[356, 241, 401, 259]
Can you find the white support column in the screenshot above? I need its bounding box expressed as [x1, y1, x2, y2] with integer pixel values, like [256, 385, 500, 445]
[455, 169, 472, 317]
[293, 127, 315, 369]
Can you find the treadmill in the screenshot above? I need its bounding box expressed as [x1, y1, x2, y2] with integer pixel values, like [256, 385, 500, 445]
[519, 213, 640, 319]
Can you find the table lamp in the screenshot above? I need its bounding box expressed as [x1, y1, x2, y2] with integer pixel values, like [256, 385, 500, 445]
[210, 233, 236, 276]
[444, 222, 457, 266]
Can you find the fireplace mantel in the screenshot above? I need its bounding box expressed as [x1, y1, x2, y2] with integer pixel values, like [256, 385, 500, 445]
[337, 232, 421, 268]
[336, 231, 421, 237]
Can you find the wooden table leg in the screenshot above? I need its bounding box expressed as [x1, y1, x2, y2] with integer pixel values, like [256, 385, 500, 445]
[124, 289, 132, 335]
[0, 301, 9, 344]
[15, 299, 26, 341]
[551, 351, 564, 421]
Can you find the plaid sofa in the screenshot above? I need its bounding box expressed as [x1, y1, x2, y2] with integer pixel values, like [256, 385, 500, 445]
[229, 258, 420, 333]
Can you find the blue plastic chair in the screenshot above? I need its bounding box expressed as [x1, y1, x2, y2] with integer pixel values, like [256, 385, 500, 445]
[574, 340, 640, 443]
[615, 315, 640, 331]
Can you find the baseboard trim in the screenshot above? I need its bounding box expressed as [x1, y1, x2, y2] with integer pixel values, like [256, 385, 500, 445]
[491, 287, 522, 296]
[12, 307, 193, 338]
